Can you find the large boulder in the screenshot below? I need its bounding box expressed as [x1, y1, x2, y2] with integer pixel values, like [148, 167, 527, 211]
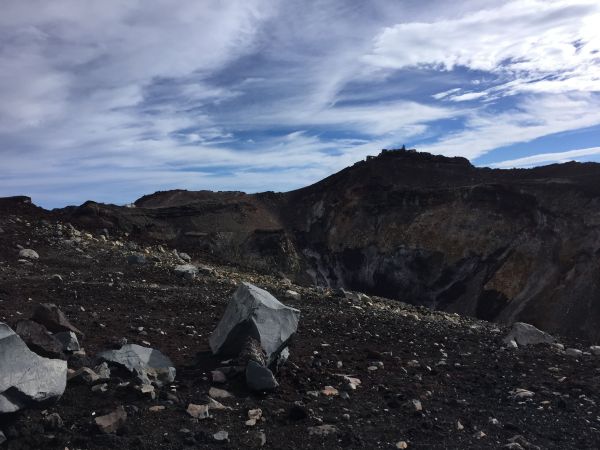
[97, 344, 175, 387]
[31, 303, 83, 336]
[209, 283, 300, 365]
[0, 322, 67, 414]
[503, 322, 555, 348]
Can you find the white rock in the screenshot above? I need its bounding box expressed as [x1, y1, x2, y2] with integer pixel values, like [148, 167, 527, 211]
[18, 249, 39, 260]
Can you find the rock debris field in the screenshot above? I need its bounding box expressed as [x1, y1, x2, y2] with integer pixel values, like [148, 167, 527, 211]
[1, 202, 600, 449]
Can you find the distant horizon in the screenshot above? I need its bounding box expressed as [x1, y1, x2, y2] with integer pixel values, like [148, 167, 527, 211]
[1, 1, 599, 208]
[9, 146, 600, 210]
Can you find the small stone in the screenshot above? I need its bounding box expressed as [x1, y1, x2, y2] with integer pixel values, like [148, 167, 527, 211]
[511, 388, 535, 399]
[0, 431, 5, 445]
[456, 420, 464, 431]
[565, 348, 583, 358]
[92, 383, 108, 393]
[321, 386, 339, 396]
[54, 331, 80, 352]
[590, 345, 600, 356]
[44, 413, 64, 430]
[149, 405, 165, 412]
[211, 370, 227, 383]
[474, 431, 486, 439]
[95, 406, 127, 434]
[209, 387, 233, 399]
[187, 403, 210, 419]
[246, 360, 279, 391]
[51, 274, 63, 283]
[68, 367, 100, 384]
[396, 441, 408, 449]
[213, 431, 229, 441]
[245, 408, 262, 426]
[18, 249, 39, 260]
[127, 254, 146, 265]
[308, 425, 338, 436]
[285, 290, 301, 301]
[410, 399, 422, 411]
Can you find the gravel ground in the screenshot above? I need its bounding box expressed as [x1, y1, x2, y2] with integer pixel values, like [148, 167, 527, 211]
[0, 202, 599, 449]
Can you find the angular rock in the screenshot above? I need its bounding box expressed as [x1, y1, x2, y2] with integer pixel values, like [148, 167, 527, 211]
[502, 322, 554, 348]
[31, 303, 83, 336]
[213, 431, 229, 441]
[127, 254, 146, 265]
[565, 348, 583, 358]
[174, 264, 198, 280]
[97, 344, 175, 387]
[0, 322, 67, 414]
[308, 424, 338, 436]
[0, 431, 5, 445]
[246, 360, 279, 391]
[68, 367, 100, 384]
[14, 320, 65, 359]
[18, 249, 39, 260]
[187, 403, 210, 420]
[590, 345, 600, 356]
[54, 331, 81, 352]
[209, 282, 300, 365]
[209, 387, 233, 399]
[95, 406, 127, 434]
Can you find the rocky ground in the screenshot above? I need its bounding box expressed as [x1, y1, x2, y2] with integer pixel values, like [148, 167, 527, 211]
[1, 202, 600, 449]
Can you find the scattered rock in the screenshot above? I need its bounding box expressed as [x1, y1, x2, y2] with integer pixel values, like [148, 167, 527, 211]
[247, 430, 267, 447]
[54, 331, 81, 352]
[308, 424, 338, 436]
[97, 344, 176, 387]
[187, 403, 210, 420]
[44, 413, 64, 430]
[321, 386, 339, 396]
[565, 348, 583, 358]
[211, 370, 227, 383]
[410, 399, 423, 412]
[178, 252, 192, 262]
[174, 264, 198, 279]
[18, 248, 39, 260]
[245, 408, 262, 426]
[68, 367, 100, 384]
[213, 430, 229, 441]
[590, 345, 600, 356]
[0, 322, 67, 414]
[95, 406, 127, 434]
[127, 254, 146, 265]
[246, 360, 279, 391]
[14, 319, 65, 359]
[0, 431, 6, 445]
[285, 290, 301, 301]
[503, 322, 554, 348]
[209, 387, 233, 399]
[149, 405, 165, 412]
[31, 303, 83, 336]
[511, 388, 535, 399]
[396, 441, 408, 449]
[209, 282, 300, 365]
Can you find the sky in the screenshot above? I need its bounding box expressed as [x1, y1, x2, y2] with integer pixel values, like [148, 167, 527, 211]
[0, 0, 599, 208]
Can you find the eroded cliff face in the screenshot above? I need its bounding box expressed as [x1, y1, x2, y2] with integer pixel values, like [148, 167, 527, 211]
[58, 150, 600, 340]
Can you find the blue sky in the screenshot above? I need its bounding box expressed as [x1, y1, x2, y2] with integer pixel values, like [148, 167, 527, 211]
[0, 0, 599, 208]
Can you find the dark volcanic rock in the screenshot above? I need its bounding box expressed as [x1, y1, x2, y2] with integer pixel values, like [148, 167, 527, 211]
[55, 150, 600, 341]
[14, 319, 65, 359]
[97, 344, 176, 387]
[31, 303, 83, 336]
[0, 322, 67, 414]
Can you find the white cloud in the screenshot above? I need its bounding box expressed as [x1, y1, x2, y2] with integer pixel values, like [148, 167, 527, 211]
[490, 146, 600, 168]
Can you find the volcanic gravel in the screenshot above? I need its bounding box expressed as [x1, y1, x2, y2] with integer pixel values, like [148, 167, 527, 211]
[0, 204, 599, 449]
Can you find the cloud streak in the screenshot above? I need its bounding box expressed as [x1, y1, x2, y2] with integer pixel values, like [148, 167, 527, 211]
[0, 0, 599, 207]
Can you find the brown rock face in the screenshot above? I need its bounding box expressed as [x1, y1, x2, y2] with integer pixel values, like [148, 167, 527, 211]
[57, 149, 600, 340]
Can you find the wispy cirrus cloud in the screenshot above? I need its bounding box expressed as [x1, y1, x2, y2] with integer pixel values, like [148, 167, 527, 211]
[0, 0, 599, 207]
